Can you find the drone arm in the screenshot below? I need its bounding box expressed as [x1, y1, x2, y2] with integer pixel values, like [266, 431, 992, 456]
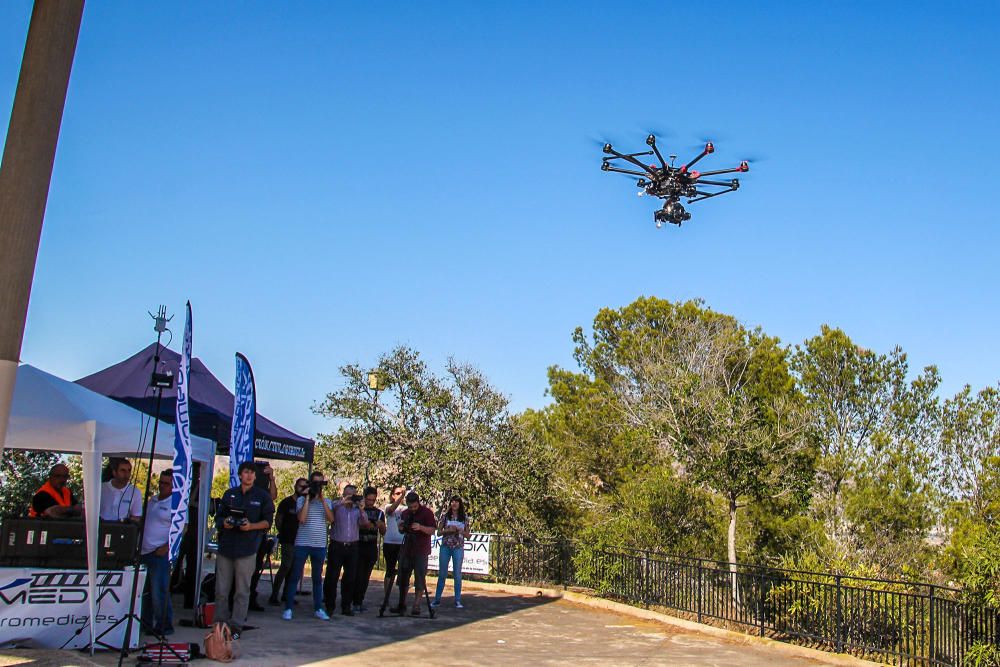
[605, 150, 654, 159]
[648, 144, 667, 169]
[688, 187, 737, 203]
[602, 165, 650, 177]
[683, 149, 710, 172]
[695, 164, 749, 177]
[603, 147, 658, 175]
[692, 179, 736, 187]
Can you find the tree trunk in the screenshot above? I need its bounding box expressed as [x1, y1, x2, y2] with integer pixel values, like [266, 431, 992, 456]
[728, 495, 740, 605]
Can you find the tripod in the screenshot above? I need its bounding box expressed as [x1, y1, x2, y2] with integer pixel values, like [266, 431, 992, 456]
[387, 536, 435, 619]
[377, 559, 398, 617]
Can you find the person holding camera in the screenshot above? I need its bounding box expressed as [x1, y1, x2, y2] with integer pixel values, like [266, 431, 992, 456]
[392, 490, 436, 616]
[214, 461, 275, 638]
[432, 495, 472, 609]
[323, 483, 372, 616]
[351, 487, 386, 612]
[282, 472, 334, 620]
[269, 477, 308, 605]
[380, 485, 406, 607]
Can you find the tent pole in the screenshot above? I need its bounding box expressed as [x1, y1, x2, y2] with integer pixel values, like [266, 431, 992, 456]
[82, 441, 99, 655]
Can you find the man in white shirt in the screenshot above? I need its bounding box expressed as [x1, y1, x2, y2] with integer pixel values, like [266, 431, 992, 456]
[100, 457, 143, 522]
[141, 470, 177, 635]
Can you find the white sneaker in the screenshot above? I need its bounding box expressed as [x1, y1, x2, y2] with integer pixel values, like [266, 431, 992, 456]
[314, 609, 330, 621]
[281, 609, 293, 621]
[455, 601, 464, 609]
[430, 600, 440, 608]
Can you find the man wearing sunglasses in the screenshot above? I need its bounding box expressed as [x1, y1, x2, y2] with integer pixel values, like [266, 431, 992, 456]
[269, 477, 308, 605]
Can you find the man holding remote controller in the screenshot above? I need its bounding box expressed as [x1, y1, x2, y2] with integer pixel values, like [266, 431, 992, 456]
[214, 461, 275, 638]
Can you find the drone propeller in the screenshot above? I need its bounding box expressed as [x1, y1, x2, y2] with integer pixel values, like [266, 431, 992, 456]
[738, 153, 767, 164]
[588, 133, 624, 149]
[638, 125, 675, 142]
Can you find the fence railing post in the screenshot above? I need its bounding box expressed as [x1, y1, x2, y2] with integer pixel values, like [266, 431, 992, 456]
[758, 571, 766, 637]
[928, 585, 935, 663]
[643, 551, 651, 604]
[697, 563, 704, 624]
[564, 541, 569, 588]
[835, 575, 844, 653]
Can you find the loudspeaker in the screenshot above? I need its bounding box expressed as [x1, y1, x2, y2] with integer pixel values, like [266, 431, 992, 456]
[0, 518, 138, 569]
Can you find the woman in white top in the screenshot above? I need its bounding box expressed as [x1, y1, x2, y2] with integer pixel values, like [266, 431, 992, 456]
[431, 495, 471, 608]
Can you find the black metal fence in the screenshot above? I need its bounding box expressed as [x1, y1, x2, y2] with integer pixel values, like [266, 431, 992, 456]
[488, 539, 999, 667]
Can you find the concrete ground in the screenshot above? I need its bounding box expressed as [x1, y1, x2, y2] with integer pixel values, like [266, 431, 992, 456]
[0, 576, 836, 667]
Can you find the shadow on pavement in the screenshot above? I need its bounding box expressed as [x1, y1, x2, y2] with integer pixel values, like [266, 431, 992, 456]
[227, 576, 560, 664]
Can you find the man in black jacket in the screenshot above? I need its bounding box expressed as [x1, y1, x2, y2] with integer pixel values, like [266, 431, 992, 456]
[214, 462, 274, 637]
[269, 478, 308, 604]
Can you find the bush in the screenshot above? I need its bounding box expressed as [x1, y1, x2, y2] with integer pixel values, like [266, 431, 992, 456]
[572, 466, 722, 590]
[966, 642, 1000, 667]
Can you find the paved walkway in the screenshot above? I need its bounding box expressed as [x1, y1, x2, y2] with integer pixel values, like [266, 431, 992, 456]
[0, 580, 833, 667]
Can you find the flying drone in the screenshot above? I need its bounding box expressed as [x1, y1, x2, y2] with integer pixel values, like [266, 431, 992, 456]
[601, 134, 749, 227]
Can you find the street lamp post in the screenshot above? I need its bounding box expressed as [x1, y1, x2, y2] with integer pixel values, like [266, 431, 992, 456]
[364, 371, 385, 487]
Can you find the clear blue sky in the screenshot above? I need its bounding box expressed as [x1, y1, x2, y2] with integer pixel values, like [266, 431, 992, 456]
[2, 1, 998, 440]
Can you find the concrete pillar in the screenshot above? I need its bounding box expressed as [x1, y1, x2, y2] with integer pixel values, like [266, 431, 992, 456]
[0, 0, 85, 457]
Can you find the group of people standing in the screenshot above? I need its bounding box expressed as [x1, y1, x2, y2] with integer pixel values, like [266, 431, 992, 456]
[211, 463, 472, 636]
[29, 458, 474, 640]
[29, 458, 178, 637]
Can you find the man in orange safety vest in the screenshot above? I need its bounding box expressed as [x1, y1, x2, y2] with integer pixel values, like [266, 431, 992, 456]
[29, 463, 83, 519]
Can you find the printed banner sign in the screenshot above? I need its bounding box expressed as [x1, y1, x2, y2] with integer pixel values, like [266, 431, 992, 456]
[0, 568, 145, 649]
[229, 353, 256, 488]
[254, 437, 306, 460]
[428, 533, 492, 575]
[169, 301, 193, 563]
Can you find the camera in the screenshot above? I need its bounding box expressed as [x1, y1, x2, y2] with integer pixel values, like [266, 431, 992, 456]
[655, 201, 691, 226]
[308, 480, 327, 496]
[251, 461, 272, 492]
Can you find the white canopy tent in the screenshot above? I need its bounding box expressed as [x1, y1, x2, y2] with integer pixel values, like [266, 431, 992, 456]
[3, 364, 215, 652]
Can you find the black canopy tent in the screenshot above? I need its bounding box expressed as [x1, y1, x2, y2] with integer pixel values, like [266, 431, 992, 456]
[76, 343, 314, 463]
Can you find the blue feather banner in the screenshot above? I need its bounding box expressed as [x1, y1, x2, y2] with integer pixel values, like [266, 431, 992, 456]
[229, 353, 257, 488]
[169, 302, 193, 562]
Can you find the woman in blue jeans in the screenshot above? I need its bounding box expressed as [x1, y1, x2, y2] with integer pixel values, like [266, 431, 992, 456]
[432, 496, 471, 608]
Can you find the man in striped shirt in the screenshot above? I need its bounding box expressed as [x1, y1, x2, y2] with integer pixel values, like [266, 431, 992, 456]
[282, 471, 334, 621]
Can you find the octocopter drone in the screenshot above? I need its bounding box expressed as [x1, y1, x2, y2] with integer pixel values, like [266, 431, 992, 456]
[602, 134, 749, 227]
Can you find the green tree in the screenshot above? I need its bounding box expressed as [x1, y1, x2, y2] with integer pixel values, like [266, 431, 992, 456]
[0, 450, 60, 517]
[940, 386, 1000, 517]
[573, 465, 724, 577]
[314, 346, 557, 534]
[571, 297, 814, 571]
[523, 366, 657, 522]
[791, 326, 940, 570]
